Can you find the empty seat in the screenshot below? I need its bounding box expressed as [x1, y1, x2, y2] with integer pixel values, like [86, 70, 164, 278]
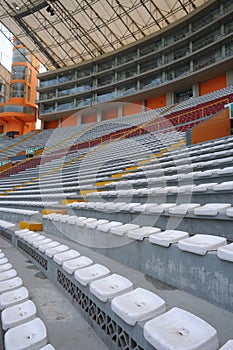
[86, 219, 109, 229]
[0, 263, 13, 273]
[0, 287, 29, 310]
[110, 224, 140, 236]
[38, 345, 56, 350]
[149, 230, 189, 247]
[217, 243, 233, 263]
[4, 317, 47, 350]
[169, 203, 201, 215]
[219, 340, 233, 349]
[143, 307, 219, 350]
[194, 203, 231, 216]
[127, 226, 161, 241]
[53, 249, 80, 265]
[111, 287, 166, 326]
[97, 221, 123, 233]
[0, 277, 23, 294]
[62, 256, 93, 275]
[0, 269, 17, 282]
[0, 257, 8, 265]
[90, 274, 133, 302]
[74, 264, 110, 286]
[33, 238, 52, 249]
[148, 203, 176, 214]
[213, 182, 233, 191]
[1, 300, 37, 330]
[27, 235, 46, 245]
[39, 241, 60, 253]
[178, 234, 227, 255]
[45, 244, 69, 258]
[23, 233, 40, 243]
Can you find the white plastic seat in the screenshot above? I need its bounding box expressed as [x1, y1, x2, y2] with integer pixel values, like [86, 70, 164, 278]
[110, 224, 140, 236]
[219, 340, 233, 349]
[23, 233, 41, 243]
[97, 221, 123, 233]
[192, 183, 217, 193]
[178, 234, 227, 255]
[0, 257, 8, 265]
[143, 307, 219, 350]
[148, 203, 176, 214]
[62, 256, 93, 274]
[74, 264, 110, 286]
[86, 219, 109, 229]
[194, 203, 231, 216]
[0, 252, 5, 259]
[90, 274, 133, 302]
[111, 287, 166, 326]
[0, 269, 17, 282]
[149, 230, 189, 247]
[38, 345, 56, 350]
[39, 241, 60, 253]
[53, 249, 80, 265]
[15, 229, 30, 237]
[168, 203, 201, 215]
[1, 300, 37, 330]
[0, 287, 29, 310]
[33, 238, 52, 249]
[45, 244, 69, 258]
[27, 235, 46, 245]
[127, 226, 161, 241]
[132, 204, 156, 213]
[0, 263, 13, 273]
[76, 218, 96, 227]
[217, 243, 233, 262]
[4, 317, 47, 350]
[0, 277, 23, 294]
[213, 181, 233, 191]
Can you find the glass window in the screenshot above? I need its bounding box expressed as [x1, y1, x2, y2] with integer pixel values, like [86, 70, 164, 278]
[12, 48, 28, 63]
[9, 82, 26, 98]
[57, 100, 75, 111]
[39, 91, 56, 100]
[40, 77, 57, 87]
[0, 105, 34, 115]
[11, 65, 27, 80]
[27, 86, 31, 100]
[40, 102, 55, 114]
[97, 90, 116, 103]
[140, 75, 162, 90]
[58, 86, 76, 97]
[28, 69, 32, 83]
[140, 39, 161, 56]
[117, 49, 137, 65]
[58, 71, 75, 83]
[117, 65, 137, 80]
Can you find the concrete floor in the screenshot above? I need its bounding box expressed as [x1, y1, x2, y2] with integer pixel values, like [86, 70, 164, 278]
[1, 230, 233, 349]
[0, 237, 108, 350]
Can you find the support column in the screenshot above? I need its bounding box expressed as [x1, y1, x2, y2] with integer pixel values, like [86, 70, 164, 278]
[97, 110, 102, 122]
[192, 83, 200, 98]
[166, 91, 174, 106]
[226, 70, 233, 86]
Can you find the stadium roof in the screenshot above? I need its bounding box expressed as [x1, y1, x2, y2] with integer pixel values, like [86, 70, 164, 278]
[0, 0, 209, 70]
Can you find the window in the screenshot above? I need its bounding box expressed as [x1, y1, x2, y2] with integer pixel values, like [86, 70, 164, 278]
[9, 82, 26, 98]
[0, 105, 34, 115]
[12, 48, 28, 63]
[27, 86, 31, 100]
[11, 65, 27, 80]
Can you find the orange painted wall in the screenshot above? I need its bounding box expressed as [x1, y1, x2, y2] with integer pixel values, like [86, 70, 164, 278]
[82, 114, 96, 124]
[102, 109, 118, 120]
[61, 116, 77, 127]
[146, 96, 166, 110]
[190, 108, 230, 144]
[44, 120, 59, 129]
[123, 101, 142, 116]
[199, 75, 226, 96]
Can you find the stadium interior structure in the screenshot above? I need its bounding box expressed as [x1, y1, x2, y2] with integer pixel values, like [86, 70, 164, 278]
[0, 0, 233, 349]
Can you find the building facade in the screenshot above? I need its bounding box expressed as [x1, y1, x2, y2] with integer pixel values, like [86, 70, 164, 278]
[36, 0, 233, 129]
[0, 39, 40, 136]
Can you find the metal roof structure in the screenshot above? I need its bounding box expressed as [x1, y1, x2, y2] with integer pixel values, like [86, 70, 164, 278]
[0, 0, 209, 70]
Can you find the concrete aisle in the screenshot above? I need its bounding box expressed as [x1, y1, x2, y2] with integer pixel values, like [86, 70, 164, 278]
[0, 237, 109, 350]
